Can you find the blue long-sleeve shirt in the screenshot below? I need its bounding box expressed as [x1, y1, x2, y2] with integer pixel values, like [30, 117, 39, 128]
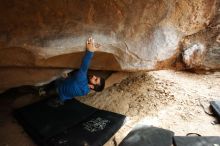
[57, 51, 94, 102]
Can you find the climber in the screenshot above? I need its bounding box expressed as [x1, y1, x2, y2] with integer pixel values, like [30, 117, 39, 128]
[37, 37, 105, 107]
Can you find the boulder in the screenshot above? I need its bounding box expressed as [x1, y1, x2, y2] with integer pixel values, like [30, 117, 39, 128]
[0, 0, 219, 90]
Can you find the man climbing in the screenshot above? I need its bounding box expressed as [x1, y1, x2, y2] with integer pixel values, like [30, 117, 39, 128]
[38, 37, 105, 107]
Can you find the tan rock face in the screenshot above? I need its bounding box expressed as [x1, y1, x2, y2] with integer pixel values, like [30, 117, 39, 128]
[181, 5, 220, 70]
[0, 0, 219, 90]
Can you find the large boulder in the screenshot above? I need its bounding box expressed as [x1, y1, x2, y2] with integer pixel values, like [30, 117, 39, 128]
[0, 0, 219, 91]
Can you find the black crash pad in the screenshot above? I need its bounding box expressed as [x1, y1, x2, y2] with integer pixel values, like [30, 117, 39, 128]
[119, 126, 174, 146]
[14, 98, 126, 146]
[210, 100, 220, 120]
[173, 136, 220, 146]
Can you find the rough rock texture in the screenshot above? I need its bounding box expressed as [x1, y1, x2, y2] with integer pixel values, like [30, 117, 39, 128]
[0, 0, 219, 90]
[181, 10, 220, 70]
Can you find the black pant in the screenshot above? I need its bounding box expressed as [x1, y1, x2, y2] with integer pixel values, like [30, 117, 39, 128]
[39, 80, 59, 98]
[0, 85, 38, 98]
[0, 81, 58, 98]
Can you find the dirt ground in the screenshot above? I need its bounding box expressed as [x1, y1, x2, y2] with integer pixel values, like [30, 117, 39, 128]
[0, 70, 220, 146]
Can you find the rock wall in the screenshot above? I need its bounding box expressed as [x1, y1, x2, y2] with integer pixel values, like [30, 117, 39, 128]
[0, 0, 219, 90]
[182, 8, 220, 70]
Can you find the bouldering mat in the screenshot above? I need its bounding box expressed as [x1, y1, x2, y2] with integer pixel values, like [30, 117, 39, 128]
[173, 136, 220, 146]
[14, 98, 126, 146]
[119, 126, 174, 146]
[210, 100, 220, 120]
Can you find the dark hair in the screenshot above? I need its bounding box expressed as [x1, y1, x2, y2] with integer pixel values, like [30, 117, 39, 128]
[93, 77, 105, 92]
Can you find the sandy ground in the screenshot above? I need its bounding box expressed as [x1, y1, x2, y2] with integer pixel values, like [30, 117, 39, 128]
[0, 70, 220, 146]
